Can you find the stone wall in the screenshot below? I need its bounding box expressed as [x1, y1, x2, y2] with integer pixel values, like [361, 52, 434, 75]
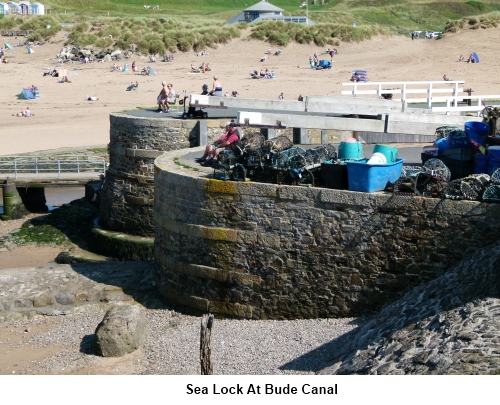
[154, 148, 500, 320]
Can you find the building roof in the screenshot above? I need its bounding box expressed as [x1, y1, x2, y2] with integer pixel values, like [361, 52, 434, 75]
[244, 1, 283, 13]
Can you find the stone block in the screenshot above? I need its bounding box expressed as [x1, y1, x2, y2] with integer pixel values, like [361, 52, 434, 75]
[55, 292, 75, 305]
[33, 292, 55, 308]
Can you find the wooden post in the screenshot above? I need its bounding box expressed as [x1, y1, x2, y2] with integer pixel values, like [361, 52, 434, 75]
[200, 313, 214, 375]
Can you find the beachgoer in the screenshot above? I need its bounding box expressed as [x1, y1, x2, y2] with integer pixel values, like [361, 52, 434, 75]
[231, 90, 238, 97]
[195, 122, 240, 165]
[298, 95, 304, 101]
[164, 83, 176, 111]
[85, 96, 99, 101]
[91, 174, 105, 202]
[443, 74, 452, 81]
[411, 32, 414, 41]
[278, 92, 284, 100]
[132, 61, 136, 73]
[131, 43, 137, 52]
[157, 81, 169, 112]
[467, 53, 476, 63]
[209, 75, 222, 96]
[24, 107, 31, 117]
[458, 54, 464, 62]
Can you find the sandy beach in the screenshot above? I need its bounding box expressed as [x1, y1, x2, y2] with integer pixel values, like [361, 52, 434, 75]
[1, 26, 500, 156]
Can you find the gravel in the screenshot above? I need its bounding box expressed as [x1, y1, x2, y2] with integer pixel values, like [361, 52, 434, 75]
[3, 304, 362, 375]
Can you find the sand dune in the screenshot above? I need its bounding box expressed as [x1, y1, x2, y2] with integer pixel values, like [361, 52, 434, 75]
[1, 27, 499, 155]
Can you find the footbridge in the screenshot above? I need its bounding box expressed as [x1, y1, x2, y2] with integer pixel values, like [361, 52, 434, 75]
[0, 155, 107, 187]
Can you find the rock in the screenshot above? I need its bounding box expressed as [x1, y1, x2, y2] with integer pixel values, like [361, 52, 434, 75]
[110, 50, 121, 57]
[33, 292, 55, 308]
[55, 292, 75, 305]
[102, 54, 112, 62]
[94, 305, 147, 357]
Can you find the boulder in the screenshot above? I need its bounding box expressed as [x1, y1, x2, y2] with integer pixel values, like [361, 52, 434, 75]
[110, 50, 121, 57]
[94, 305, 147, 357]
[102, 54, 112, 62]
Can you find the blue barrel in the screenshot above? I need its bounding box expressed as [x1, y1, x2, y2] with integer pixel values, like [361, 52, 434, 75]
[435, 137, 449, 154]
[465, 121, 489, 145]
[488, 157, 500, 175]
[489, 146, 500, 161]
[474, 154, 489, 174]
[373, 144, 397, 163]
[339, 141, 363, 160]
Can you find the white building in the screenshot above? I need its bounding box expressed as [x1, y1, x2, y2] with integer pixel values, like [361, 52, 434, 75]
[7, 2, 21, 14]
[19, 1, 29, 14]
[0, 2, 10, 14]
[227, 0, 314, 25]
[30, 2, 44, 15]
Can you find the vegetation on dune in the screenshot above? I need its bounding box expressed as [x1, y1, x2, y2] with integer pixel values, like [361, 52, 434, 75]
[2, 1, 500, 51]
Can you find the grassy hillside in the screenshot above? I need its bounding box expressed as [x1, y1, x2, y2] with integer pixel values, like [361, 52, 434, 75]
[1, 1, 500, 52]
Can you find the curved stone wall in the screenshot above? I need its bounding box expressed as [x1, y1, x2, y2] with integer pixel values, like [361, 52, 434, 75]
[154, 148, 500, 320]
[100, 113, 295, 237]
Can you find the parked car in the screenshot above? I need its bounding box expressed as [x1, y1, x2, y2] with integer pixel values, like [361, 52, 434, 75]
[431, 32, 443, 38]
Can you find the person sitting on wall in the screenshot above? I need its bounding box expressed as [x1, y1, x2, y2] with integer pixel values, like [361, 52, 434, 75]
[195, 122, 240, 166]
[91, 174, 105, 202]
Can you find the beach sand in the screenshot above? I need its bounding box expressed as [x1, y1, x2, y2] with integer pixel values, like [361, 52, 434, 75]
[1, 27, 500, 156]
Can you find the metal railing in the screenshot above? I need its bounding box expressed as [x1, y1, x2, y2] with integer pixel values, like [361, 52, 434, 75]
[0, 155, 108, 179]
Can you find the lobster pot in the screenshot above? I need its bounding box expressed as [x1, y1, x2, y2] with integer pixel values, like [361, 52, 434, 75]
[218, 150, 236, 170]
[213, 167, 231, 180]
[271, 146, 306, 170]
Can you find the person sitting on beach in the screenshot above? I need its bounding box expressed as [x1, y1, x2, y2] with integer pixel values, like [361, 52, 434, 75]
[275, 48, 282, 56]
[298, 94, 304, 101]
[458, 54, 464, 62]
[191, 63, 201, 73]
[443, 74, 452, 81]
[209, 75, 222, 96]
[260, 68, 266, 77]
[141, 66, 148, 75]
[132, 61, 136, 73]
[149, 54, 157, 62]
[467, 53, 476, 63]
[195, 122, 240, 165]
[14, 107, 32, 117]
[85, 96, 99, 101]
[126, 81, 139, 91]
[266, 47, 272, 55]
[259, 55, 267, 62]
[203, 62, 211, 72]
[278, 92, 284, 100]
[231, 90, 238, 97]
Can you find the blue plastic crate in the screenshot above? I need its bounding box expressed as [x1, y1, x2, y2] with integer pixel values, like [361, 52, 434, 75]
[346, 158, 405, 192]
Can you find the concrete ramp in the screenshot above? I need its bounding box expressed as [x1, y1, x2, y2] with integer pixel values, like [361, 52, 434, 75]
[237, 111, 385, 132]
[305, 96, 404, 115]
[386, 113, 482, 135]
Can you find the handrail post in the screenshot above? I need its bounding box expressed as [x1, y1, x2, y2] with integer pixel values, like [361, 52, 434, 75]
[77, 156, 80, 173]
[427, 83, 432, 108]
[402, 83, 406, 103]
[14, 160, 18, 179]
[35, 156, 38, 174]
[377, 83, 381, 99]
[57, 160, 61, 179]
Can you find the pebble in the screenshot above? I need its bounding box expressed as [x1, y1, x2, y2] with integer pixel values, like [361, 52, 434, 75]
[1, 305, 360, 375]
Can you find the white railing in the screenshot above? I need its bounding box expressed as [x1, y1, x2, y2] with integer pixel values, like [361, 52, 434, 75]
[0, 155, 107, 179]
[342, 80, 465, 108]
[342, 80, 500, 115]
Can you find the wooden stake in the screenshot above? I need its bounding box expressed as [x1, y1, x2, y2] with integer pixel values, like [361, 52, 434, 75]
[200, 313, 214, 375]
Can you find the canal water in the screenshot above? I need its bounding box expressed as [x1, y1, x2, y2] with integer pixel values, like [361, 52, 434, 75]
[0, 187, 85, 215]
